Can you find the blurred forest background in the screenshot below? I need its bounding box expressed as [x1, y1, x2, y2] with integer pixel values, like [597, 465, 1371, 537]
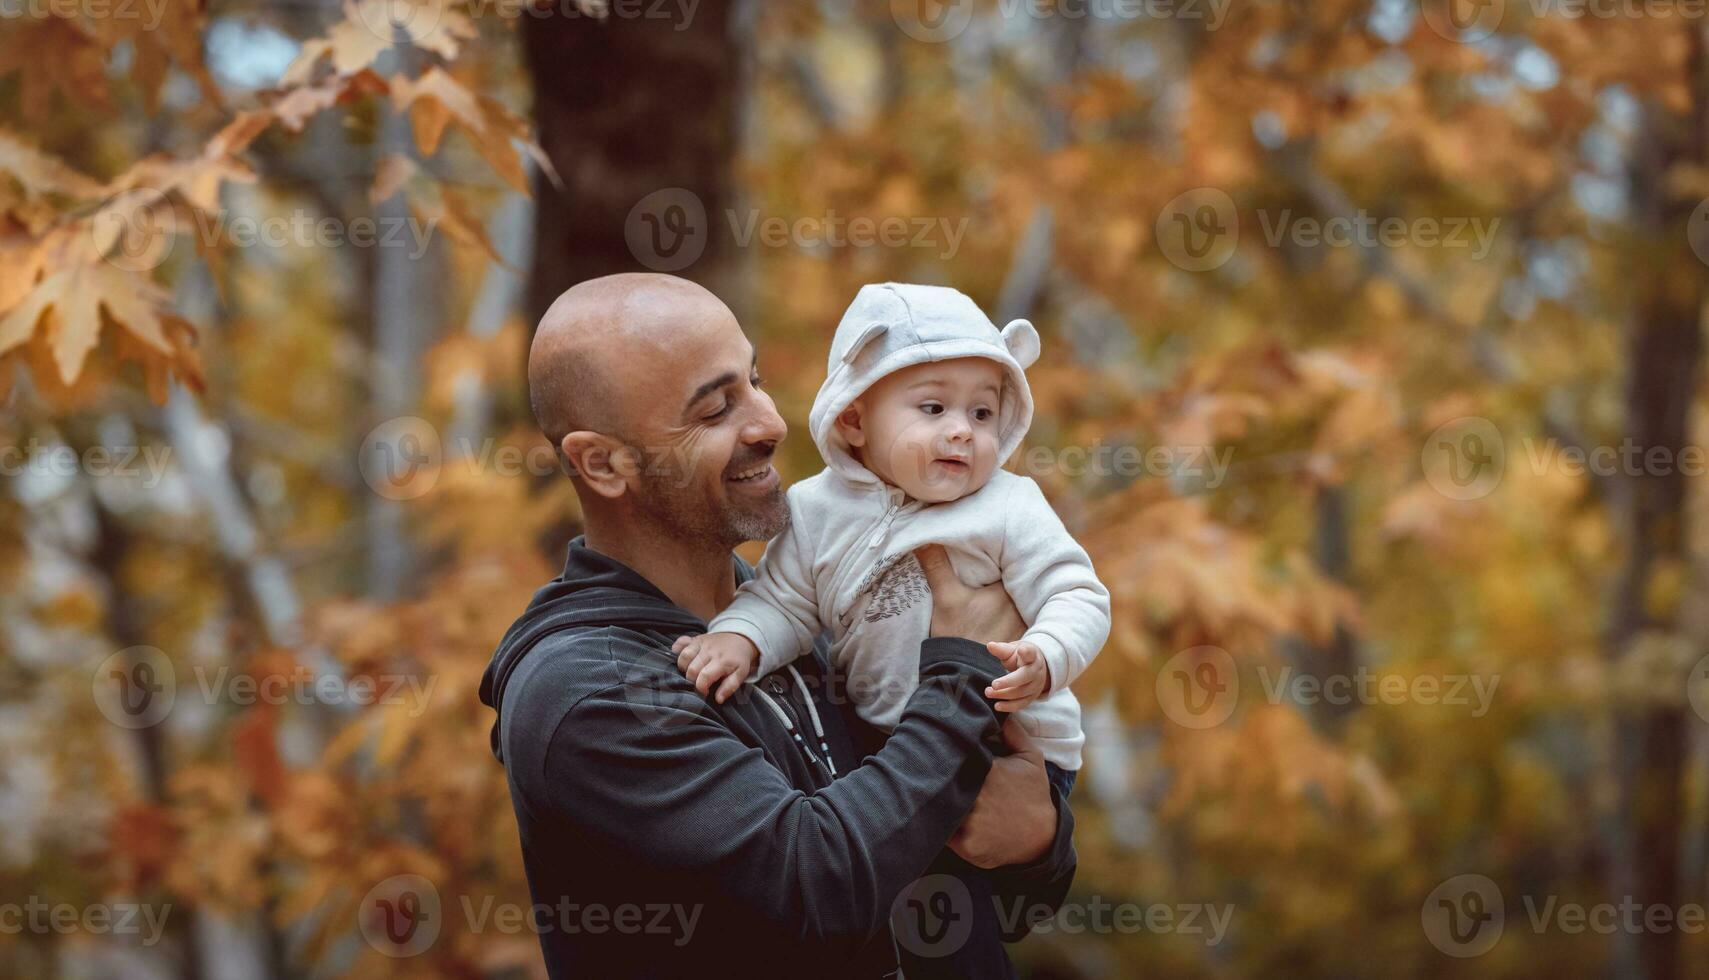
[4, 0, 1709, 977]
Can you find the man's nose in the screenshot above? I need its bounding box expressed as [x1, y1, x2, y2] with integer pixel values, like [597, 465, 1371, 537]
[742, 393, 787, 447]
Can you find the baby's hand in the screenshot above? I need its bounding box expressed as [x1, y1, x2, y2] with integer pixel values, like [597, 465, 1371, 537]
[672, 632, 761, 703]
[984, 640, 1050, 712]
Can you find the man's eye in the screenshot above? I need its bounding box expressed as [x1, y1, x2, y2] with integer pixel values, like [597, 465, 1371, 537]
[704, 402, 731, 421]
[751, 375, 766, 389]
[921, 403, 944, 415]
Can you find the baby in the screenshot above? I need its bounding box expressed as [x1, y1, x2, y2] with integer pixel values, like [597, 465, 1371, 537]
[674, 282, 1110, 794]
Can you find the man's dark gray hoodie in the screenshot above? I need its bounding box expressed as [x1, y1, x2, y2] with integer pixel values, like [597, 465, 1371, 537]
[478, 537, 1077, 978]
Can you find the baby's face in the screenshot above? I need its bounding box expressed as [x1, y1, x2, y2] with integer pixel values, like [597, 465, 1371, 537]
[840, 357, 1004, 502]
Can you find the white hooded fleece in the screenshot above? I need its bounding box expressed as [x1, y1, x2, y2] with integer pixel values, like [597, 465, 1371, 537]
[708, 283, 1110, 769]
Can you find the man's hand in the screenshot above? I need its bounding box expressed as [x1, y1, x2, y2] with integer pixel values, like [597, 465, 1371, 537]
[985, 640, 1049, 711]
[915, 543, 1025, 645]
[948, 722, 1057, 869]
[673, 631, 761, 703]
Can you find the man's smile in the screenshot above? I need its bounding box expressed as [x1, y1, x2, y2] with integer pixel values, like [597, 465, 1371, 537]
[726, 462, 779, 491]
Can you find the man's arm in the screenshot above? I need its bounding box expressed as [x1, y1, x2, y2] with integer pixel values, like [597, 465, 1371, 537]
[839, 699, 1079, 943]
[911, 542, 1079, 938]
[958, 725, 1078, 941]
[534, 636, 1007, 942]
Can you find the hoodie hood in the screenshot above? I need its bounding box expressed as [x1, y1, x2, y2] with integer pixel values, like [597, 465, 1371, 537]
[479, 537, 741, 762]
[807, 283, 1040, 487]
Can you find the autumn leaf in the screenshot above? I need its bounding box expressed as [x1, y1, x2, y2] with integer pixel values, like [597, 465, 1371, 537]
[268, 70, 389, 133]
[409, 185, 508, 267]
[283, 0, 477, 86]
[0, 18, 112, 123]
[0, 263, 170, 383]
[392, 67, 537, 194]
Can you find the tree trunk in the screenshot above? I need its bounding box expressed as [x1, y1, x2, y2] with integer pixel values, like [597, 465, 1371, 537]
[521, 0, 743, 327]
[1292, 484, 1361, 732]
[1606, 27, 1708, 980]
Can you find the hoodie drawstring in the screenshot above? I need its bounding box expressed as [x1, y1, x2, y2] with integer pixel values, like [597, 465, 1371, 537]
[754, 665, 837, 780]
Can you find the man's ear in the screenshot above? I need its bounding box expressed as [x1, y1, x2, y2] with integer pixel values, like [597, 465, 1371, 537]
[560, 431, 635, 499]
[835, 402, 867, 448]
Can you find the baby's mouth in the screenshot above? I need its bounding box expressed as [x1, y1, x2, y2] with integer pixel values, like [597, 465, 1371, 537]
[934, 458, 970, 471]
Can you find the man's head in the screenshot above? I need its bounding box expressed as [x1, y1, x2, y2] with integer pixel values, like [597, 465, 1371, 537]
[529, 273, 789, 548]
[834, 357, 1004, 503]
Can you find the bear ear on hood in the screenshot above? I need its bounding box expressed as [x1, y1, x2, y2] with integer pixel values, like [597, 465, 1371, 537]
[1002, 319, 1041, 369]
[839, 320, 890, 366]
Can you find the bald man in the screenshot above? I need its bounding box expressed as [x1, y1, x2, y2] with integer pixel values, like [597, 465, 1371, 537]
[480, 274, 1076, 979]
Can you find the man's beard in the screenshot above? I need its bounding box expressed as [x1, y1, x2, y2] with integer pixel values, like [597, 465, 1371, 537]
[631, 461, 789, 549]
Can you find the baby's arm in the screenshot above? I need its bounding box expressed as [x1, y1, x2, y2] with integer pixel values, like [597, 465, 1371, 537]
[990, 477, 1112, 707]
[677, 495, 825, 698]
[673, 632, 761, 703]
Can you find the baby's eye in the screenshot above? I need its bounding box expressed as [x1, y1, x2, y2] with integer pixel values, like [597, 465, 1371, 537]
[973, 407, 994, 422]
[920, 402, 944, 416]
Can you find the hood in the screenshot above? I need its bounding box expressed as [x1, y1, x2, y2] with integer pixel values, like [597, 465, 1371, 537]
[806, 283, 1040, 486]
[478, 536, 738, 762]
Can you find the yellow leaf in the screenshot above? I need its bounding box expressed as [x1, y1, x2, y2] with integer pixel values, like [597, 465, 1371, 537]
[391, 67, 480, 155]
[0, 263, 170, 384]
[410, 187, 506, 268]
